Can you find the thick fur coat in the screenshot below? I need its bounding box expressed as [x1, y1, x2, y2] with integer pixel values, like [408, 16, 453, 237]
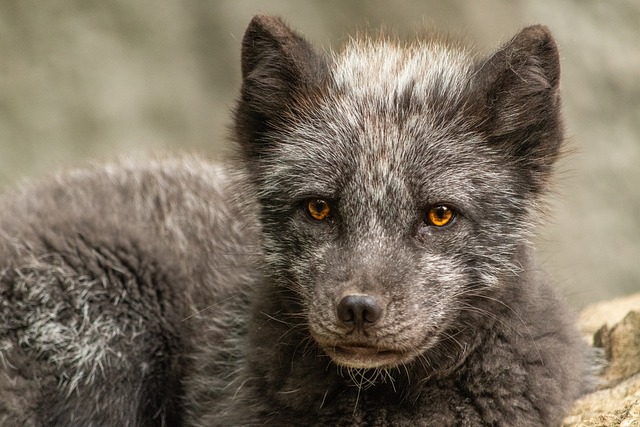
[1, 14, 591, 426]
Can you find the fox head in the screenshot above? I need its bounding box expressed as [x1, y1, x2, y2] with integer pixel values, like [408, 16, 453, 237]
[234, 14, 563, 370]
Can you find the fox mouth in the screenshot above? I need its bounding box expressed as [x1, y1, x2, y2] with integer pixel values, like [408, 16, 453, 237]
[323, 344, 407, 369]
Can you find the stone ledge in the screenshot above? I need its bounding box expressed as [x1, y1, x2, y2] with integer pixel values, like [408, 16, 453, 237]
[564, 293, 640, 427]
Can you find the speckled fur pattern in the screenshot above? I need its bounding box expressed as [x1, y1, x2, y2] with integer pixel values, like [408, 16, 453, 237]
[1, 14, 591, 427]
[0, 158, 258, 426]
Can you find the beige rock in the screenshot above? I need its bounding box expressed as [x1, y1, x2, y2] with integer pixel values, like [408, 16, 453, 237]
[564, 294, 640, 427]
[595, 311, 640, 386]
[578, 293, 640, 338]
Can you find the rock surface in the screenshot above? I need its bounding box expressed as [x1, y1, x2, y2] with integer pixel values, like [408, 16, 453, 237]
[564, 293, 640, 426]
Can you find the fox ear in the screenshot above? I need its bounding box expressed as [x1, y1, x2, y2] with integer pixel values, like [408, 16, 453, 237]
[472, 25, 563, 191]
[235, 14, 326, 157]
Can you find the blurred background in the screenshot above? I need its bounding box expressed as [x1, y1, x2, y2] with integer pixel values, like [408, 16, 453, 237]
[1, 0, 638, 308]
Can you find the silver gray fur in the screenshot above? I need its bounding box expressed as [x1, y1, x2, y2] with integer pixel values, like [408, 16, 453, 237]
[1, 14, 592, 426]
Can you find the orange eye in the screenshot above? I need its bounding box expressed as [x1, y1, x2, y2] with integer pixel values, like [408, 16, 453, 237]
[306, 198, 331, 221]
[427, 205, 455, 227]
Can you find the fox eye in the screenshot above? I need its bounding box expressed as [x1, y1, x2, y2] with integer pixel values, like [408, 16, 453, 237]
[426, 205, 455, 227]
[306, 198, 331, 221]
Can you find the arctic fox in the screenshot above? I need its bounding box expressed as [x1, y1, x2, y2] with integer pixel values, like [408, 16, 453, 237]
[0, 14, 590, 426]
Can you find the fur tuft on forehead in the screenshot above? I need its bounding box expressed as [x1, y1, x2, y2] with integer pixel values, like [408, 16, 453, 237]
[330, 37, 473, 108]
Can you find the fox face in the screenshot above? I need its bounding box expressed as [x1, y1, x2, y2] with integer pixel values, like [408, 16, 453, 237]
[235, 15, 563, 371]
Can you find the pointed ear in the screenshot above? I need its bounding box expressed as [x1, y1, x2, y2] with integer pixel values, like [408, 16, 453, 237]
[472, 25, 563, 192]
[234, 14, 327, 158]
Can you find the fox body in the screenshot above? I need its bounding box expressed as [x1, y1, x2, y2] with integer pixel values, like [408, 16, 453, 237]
[0, 14, 590, 426]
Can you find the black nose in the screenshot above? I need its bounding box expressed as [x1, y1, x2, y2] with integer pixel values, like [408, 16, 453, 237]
[336, 294, 384, 329]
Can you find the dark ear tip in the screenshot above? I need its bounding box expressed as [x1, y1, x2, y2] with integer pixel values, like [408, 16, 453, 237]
[514, 25, 559, 57]
[241, 14, 293, 77]
[519, 25, 554, 41]
[510, 25, 560, 86]
[246, 13, 289, 36]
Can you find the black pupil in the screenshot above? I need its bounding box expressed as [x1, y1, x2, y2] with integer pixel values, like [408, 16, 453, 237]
[435, 206, 447, 219]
